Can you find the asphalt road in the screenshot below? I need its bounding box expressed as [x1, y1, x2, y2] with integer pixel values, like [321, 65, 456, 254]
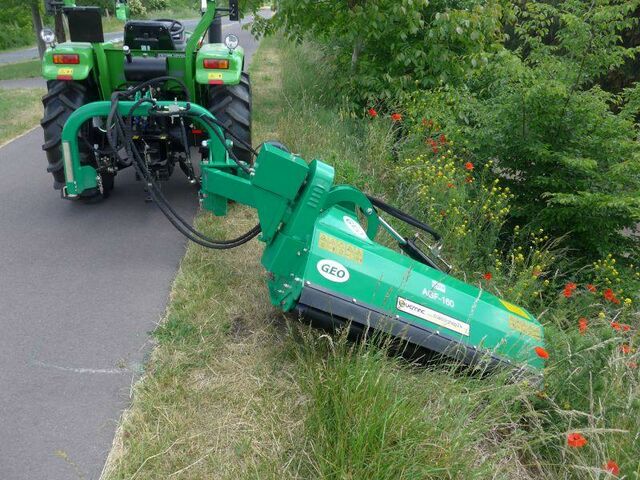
[0, 18, 261, 480]
[0, 17, 236, 65]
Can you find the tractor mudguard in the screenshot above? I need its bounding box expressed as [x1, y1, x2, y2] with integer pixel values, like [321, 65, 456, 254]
[195, 44, 245, 85]
[42, 44, 95, 81]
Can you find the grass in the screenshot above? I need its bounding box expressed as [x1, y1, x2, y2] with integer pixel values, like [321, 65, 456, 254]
[0, 88, 43, 146]
[100, 37, 536, 480]
[101, 35, 640, 480]
[0, 60, 41, 81]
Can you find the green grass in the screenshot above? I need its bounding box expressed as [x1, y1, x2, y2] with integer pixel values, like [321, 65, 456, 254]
[0, 60, 41, 81]
[0, 88, 43, 146]
[101, 35, 640, 479]
[100, 37, 532, 480]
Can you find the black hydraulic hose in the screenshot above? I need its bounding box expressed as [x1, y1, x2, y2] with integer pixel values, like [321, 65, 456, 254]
[194, 113, 253, 173]
[104, 91, 261, 249]
[366, 194, 442, 242]
[117, 114, 261, 248]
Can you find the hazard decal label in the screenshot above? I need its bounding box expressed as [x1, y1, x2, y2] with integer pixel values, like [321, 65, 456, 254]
[397, 297, 469, 336]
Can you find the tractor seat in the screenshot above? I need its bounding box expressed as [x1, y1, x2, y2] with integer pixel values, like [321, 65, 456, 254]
[123, 19, 186, 51]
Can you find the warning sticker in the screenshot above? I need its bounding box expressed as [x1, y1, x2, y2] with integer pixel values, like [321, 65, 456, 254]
[500, 299, 530, 319]
[318, 232, 363, 263]
[57, 68, 73, 76]
[207, 72, 223, 80]
[396, 297, 469, 336]
[508, 316, 542, 340]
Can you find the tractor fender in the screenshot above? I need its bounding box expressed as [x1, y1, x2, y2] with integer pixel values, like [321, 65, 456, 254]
[195, 43, 244, 86]
[42, 43, 95, 81]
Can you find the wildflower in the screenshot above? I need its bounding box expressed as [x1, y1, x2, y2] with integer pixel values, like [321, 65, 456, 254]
[604, 288, 617, 303]
[604, 460, 619, 476]
[620, 344, 631, 355]
[629, 361, 638, 369]
[465, 176, 473, 183]
[586, 284, 597, 293]
[578, 318, 588, 334]
[611, 321, 621, 331]
[532, 268, 542, 278]
[447, 183, 454, 188]
[622, 324, 631, 332]
[563, 282, 577, 298]
[367, 108, 378, 118]
[391, 113, 402, 122]
[465, 161, 474, 171]
[566, 432, 587, 448]
[422, 118, 433, 128]
[534, 346, 549, 359]
[439, 134, 447, 144]
[483, 272, 492, 281]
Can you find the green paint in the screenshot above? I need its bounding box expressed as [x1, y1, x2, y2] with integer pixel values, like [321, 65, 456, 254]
[41, 0, 245, 104]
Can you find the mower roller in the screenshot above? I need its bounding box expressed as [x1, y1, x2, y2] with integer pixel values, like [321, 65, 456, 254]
[40, 0, 545, 375]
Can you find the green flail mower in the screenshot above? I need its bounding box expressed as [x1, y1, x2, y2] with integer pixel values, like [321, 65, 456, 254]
[40, 0, 547, 377]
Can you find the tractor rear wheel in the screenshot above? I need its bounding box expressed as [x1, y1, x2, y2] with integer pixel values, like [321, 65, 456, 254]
[41, 80, 110, 200]
[207, 72, 252, 164]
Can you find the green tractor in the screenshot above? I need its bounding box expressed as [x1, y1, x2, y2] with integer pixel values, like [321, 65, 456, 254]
[40, 0, 250, 200]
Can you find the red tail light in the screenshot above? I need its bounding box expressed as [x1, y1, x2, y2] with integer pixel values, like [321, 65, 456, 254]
[203, 59, 229, 69]
[53, 54, 80, 64]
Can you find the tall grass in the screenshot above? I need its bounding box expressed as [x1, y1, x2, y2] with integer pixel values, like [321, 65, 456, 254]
[102, 36, 639, 479]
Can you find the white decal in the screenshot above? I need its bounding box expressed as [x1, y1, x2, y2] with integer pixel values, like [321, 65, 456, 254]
[343, 215, 368, 240]
[397, 297, 469, 336]
[317, 259, 350, 283]
[431, 280, 446, 294]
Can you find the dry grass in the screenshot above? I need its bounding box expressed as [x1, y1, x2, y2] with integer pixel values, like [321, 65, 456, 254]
[101, 38, 309, 480]
[0, 88, 43, 147]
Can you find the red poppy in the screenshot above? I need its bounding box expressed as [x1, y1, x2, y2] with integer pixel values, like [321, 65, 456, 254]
[391, 113, 402, 122]
[611, 321, 621, 331]
[427, 138, 439, 154]
[367, 108, 378, 118]
[622, 324, 631, 332]
[534, 346, 549, 359]
[620, 344, 631, 355]
[629, 361, 638, 369]
[483, 272, 492, 281]
[604, 460, 620, 476]
[438, 134, 447, 144]
[464, 162, 474, 171]
[447, 183, 454, 188]
[422, 118, 433, 128]
[566, 432, 587, 448]
[603, 288, 619, 304]
[586, 284, 597, 293]
[578, 318, 588, 334]
[563, 282, 577, 298]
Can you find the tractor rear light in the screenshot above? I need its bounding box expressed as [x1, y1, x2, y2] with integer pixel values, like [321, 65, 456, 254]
[53, 54, 80, 64]
[203, 59, 229, 69]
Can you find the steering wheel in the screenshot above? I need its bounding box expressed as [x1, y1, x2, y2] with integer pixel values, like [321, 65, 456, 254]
[155, 19, 185, 39]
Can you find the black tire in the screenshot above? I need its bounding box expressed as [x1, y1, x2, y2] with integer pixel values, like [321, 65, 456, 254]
[41, 80, 108, 200]
[207, 72, 252, 164]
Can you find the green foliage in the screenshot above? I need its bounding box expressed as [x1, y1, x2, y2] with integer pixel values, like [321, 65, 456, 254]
[252, 0, 508, 104]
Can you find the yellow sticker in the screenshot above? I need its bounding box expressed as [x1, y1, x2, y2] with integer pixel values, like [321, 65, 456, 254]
[508, 315, 542, 340]
[500, 299, 530, 319]
[318, 232, 363, 264]
[57, 68, 73, 76]
[207, 72, 223, 80]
